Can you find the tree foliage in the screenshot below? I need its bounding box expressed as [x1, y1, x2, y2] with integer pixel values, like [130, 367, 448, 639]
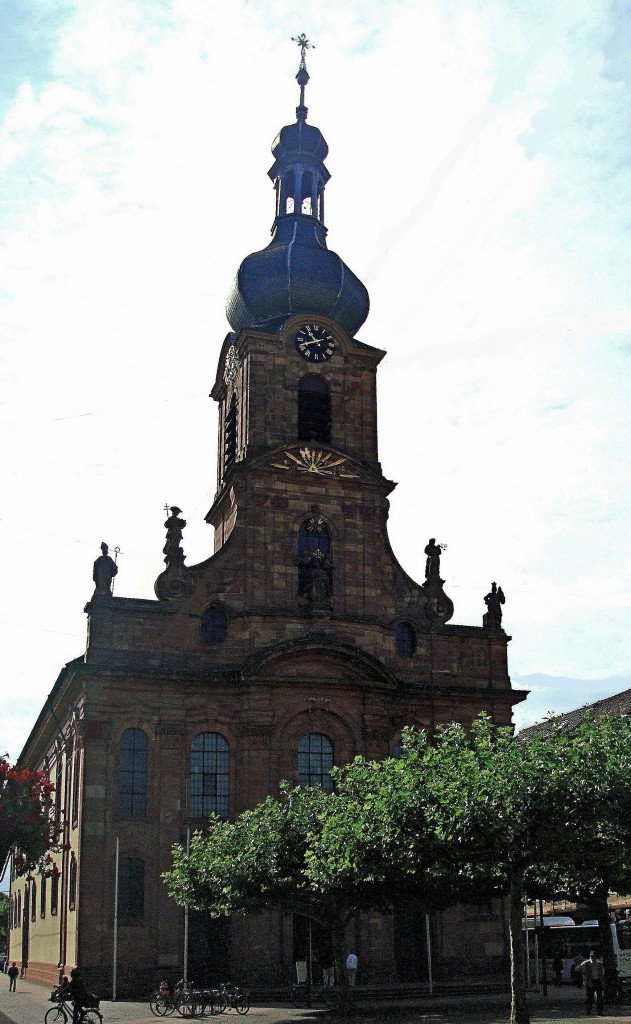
[0, 892, 8, 951]
[164, 714, 631, 1024]
[0, 755, 60, 874]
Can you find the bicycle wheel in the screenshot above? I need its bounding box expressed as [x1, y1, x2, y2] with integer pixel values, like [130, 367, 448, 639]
[235, 993, 250, 1015]
[45, 1007, 68, 1024]
[151, 995, 170, 1016]
[82, 1011, 103, 1024]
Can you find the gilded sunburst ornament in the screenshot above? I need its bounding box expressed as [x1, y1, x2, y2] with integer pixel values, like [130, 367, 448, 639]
[271, 447, 358, 478]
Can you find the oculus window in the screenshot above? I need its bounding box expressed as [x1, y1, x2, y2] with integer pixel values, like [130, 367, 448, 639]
[200, 608, 228, 645]
[395, 623, 416, 659]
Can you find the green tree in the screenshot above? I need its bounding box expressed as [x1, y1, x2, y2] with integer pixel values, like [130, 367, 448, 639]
[0, 892, 8, 952]
[165, 715, 631, 1024]
[164, 778, 450, 1005]
[0, 755, 60, 873]
[360, 715, 631, 1024]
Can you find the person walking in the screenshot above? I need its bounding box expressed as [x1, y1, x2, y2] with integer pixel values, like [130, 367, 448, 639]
[345, 951, 358, 987]
[580, 950, 605, 1015]
[7, 962, 19, 991]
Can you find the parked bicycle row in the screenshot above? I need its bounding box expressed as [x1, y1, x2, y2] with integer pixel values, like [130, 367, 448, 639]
[150, 979, 250, 1016]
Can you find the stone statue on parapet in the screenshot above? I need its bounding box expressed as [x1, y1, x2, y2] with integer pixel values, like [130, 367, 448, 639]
[483, 582, 505, 629]
[424, 538, 444, 583]
[92, 542, 118, 596]
[163, 505, 186, 566]
[421, 537, 453, 624]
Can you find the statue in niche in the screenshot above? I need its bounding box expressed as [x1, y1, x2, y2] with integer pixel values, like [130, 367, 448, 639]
[92, 542, 118, 596]
[297, 547, 332, 612]
[424, 538, 445, 583]
[483, 582, 505, 629]
[163, 506, 187, 566]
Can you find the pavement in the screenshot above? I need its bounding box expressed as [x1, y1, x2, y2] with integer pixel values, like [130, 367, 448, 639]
[0, 979, 629, 1024]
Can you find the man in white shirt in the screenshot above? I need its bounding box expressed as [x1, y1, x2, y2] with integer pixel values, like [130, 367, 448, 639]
[580, 951, 605, 1015]
[345, 951, 358, 987]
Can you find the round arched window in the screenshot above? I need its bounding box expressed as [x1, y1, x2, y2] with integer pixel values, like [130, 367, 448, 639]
[395, 622, 416, 659]
[200, 608, 228, 645]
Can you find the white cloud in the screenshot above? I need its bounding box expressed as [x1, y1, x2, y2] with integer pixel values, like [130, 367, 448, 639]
[0, 0, 630, 759]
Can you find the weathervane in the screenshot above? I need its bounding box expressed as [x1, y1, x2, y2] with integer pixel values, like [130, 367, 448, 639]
[291, 33, 314, 111]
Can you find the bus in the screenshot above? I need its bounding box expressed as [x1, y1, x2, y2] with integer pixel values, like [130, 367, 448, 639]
[524, 920, 631, 986]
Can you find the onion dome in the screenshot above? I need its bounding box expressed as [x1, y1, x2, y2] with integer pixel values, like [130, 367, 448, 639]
[226, 37, 369, 337]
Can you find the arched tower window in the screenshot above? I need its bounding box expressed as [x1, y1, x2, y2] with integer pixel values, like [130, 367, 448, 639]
[298, 375, 331, 443]
[297, 517, 332, 605]
[190, 732, 230, 819]
[118, 728, 148, 818]
[224, 393, 237, 472]
[298, 733, 334, 792]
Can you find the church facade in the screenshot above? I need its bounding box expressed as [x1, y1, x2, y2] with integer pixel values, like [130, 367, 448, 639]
[8, 47, 527, 995]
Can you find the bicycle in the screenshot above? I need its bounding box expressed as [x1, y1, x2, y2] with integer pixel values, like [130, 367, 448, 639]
[149, 979, 185, 1016]
[45, 1000, 102, 1024]
[217, 983, 250, 1014]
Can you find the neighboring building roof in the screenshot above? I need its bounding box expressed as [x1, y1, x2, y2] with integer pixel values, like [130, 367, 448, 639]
[520, 688, 631, 739]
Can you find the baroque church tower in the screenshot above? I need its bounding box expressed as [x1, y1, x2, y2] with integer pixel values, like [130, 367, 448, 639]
[9, 43, 526, 994]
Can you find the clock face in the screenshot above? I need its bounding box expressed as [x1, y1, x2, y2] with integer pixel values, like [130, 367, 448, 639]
[294, 324, 336, 362]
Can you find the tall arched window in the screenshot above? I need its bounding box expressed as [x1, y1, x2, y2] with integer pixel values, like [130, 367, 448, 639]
[31, 881, 37, 921]
[297, 517, 332, 603]
[190, 733, 230, 819]
[118, 728, 148, 817]
[298, 375, 331, 443]
[298, 733, 334, 793]
[51, 869, 59, 916]
[40, 874, 47, 918]
[17, 890, 21, 926]
[71, 744, 81, 827]
[224, 394, 237, 471]
[118, 857, 145, 925]
[69, 853, 77, 911]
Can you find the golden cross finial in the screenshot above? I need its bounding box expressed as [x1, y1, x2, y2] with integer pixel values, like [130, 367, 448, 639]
[291, 34, 314, 111]
[291, 34, 314, 66]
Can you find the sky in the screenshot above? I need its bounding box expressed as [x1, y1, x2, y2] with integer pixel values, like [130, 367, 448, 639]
[1, 0, 630, 760]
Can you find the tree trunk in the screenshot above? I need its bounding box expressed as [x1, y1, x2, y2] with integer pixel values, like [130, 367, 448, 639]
[592, 882, 618, 1004]
[508, 871, 530, 1024]
[331, 913, 351, 1012]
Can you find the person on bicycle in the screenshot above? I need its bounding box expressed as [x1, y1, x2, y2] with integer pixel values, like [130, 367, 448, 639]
[64, 968, 91, 1024]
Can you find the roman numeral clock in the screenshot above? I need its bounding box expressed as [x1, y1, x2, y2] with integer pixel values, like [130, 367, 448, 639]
[294, 323, 336, 362]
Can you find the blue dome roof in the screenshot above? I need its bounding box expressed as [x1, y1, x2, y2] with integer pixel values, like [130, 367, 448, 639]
[271, 119, 328, 164]
[225, 51, 369, 339]
[226, 216, 369, 337]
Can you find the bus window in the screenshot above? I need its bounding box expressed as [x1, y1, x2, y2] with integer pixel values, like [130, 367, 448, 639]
[617, 921, 631, 950]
